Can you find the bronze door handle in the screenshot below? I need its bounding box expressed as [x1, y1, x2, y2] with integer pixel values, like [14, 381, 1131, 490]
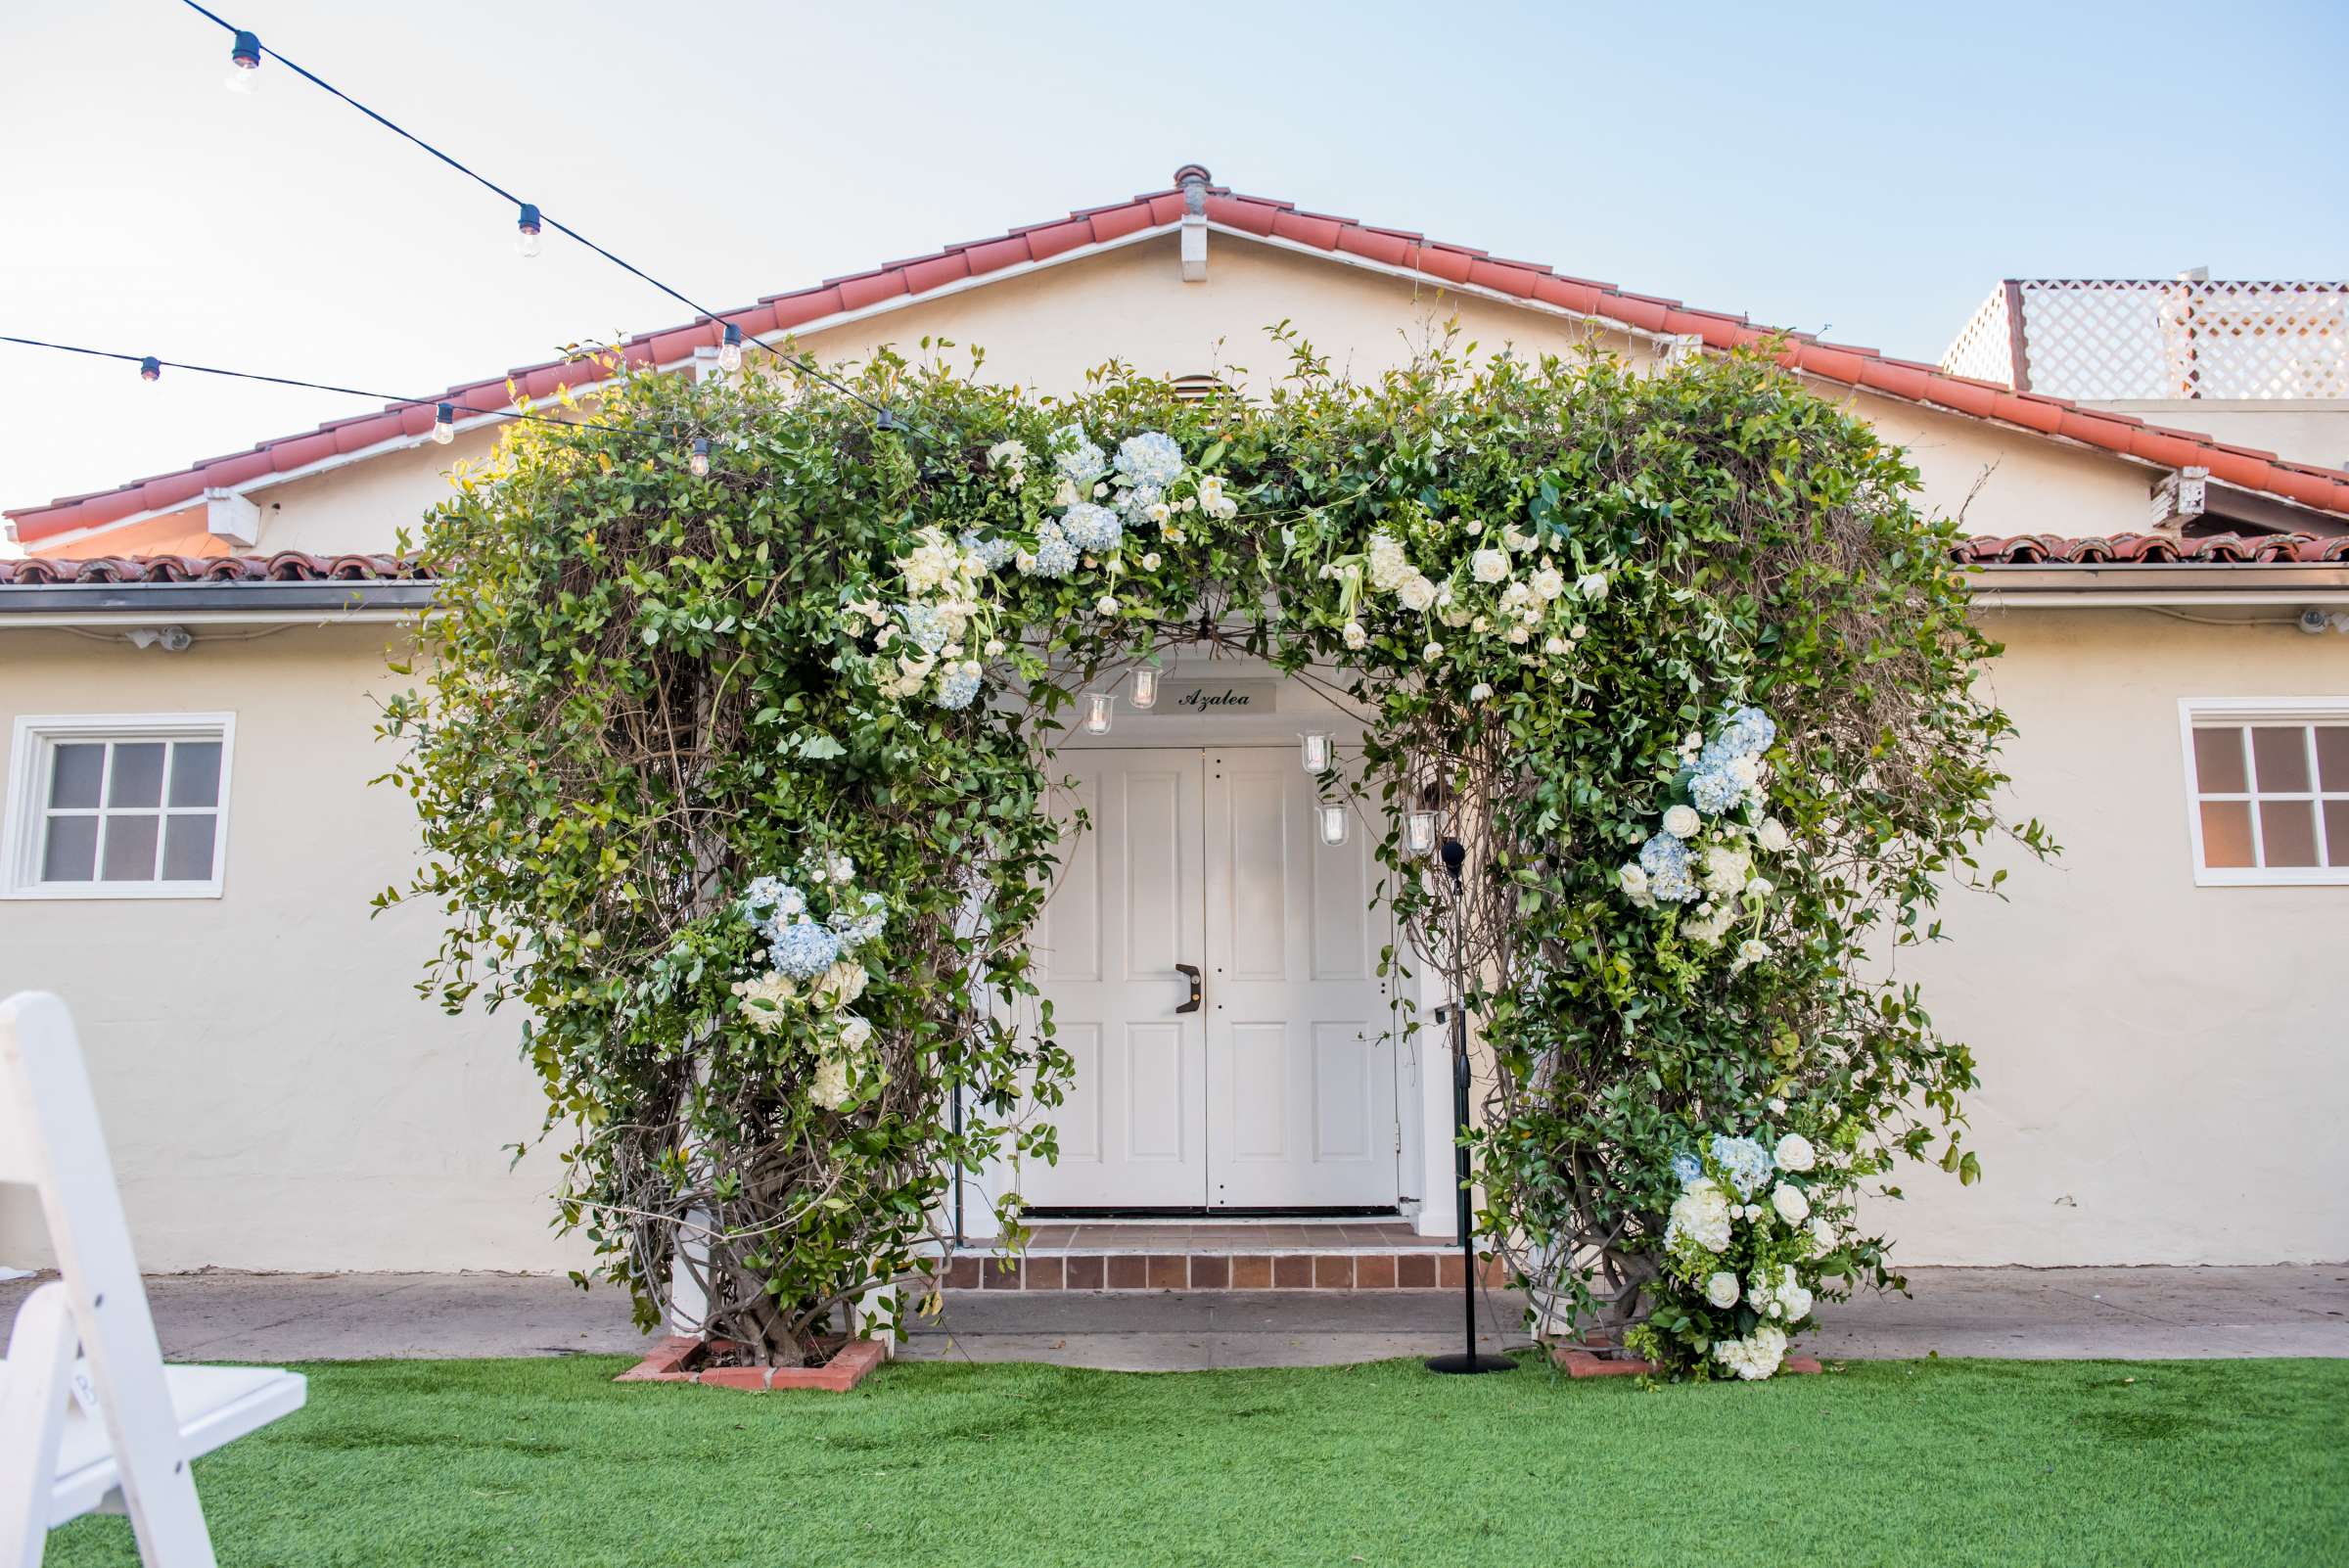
[1174, 963, 1203, 1014]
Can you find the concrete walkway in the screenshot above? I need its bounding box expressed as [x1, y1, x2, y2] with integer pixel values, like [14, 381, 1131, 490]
[3, 1265, 2341, 1368]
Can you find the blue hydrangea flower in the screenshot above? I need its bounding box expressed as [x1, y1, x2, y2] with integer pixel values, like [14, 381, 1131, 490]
[1637, 832, 1701, 902]
[1115, 431, 1185, 488]
[1116, 483, 1164, 517]
[1060, 502, 1122, 552]
[935, 667, 981, 711]
[741, 877, 806, 920]
[899, 603, 950, 655]
[1024, 524, 1078, 578]
[1709, 1133, 1775, 1198]
[960, 530, 1016, 572]
[828, 892, 888, 949]
[1670, 1151, 1704, 1187]
[1052, 424, 1107, 486]
[769, 918, 843, 979]
[1690, 763, 1747, 815]
[1709, 706, 1776, 761]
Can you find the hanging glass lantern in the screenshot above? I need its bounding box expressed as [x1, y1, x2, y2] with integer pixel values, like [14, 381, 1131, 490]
[1084, 693, 1116, 735]
[1130, 667, 1159, 710]
[1317, 803, 1352, 847]
[1404, 810, 1440, 859]
[1300, 731, 1333, 773]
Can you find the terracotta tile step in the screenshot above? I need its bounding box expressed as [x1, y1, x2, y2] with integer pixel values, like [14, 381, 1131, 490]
[926, 1251, 1508, 1292]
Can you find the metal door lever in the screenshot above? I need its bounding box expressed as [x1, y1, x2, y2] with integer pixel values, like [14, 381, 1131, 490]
[1174, 963, 1203, 1014]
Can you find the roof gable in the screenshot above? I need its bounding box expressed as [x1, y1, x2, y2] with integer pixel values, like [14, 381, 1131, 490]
[14, 167, 2349, 549]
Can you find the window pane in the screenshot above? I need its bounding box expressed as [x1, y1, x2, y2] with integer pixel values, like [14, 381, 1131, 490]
[2191, 726, 2247, 793]
[99, 814, 160, 881]
[2258, 799, 2319, 867]
[2250, 727, 2310, 793]
[168, 741, 223, 807]
[42, 815, 98, 881]
[2318, 726, 2349, 792]
[2328, 802, 2349, 867]
[49, 743, 106, 808]
[107, 743, 165, 807]
[161, 813, 218, 882]
[2199, 801, 2255, 867]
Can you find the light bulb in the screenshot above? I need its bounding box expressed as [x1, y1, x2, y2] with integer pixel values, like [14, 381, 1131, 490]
[516, 204, 542, 259]
[139, 357, 161, 384]
[1300, 732, 1332, 773]
[1405, 810, 1439, 858]
[431, 403, 455, 445]
[226, 30, 261, 93]
[689, 438, 711, 478]
[1318, 804, 1352, 847]
[1084, 693, 1116, 735]
[1130, 668, 1159, 710]
[717, 324, 744, 373]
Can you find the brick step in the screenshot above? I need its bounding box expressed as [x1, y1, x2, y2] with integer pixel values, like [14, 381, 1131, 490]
[932, 1249, 1508, 1293]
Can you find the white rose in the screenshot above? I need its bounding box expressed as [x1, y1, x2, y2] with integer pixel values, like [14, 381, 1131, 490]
[1773, 1133, 1817, 1173]
[1423, 641, 1444, 663]
[1771, 1181, 1811, 1223]
[1578, 571, 1609, 601]
[1746, 876, 1774, 899]
[1543, 635, 1567, 656]
[1810, 1215, 1835, 1251]
[1705, 1271, 1740, 1308]
[1757, 817, 1791, 853]
[1342, 621, 1367, 650]
[1662, 805, 1701, 839]
[1397, 574, 1437, 612]
[984, 638, 1005, 657]
[1618, 863, 1649, 897]
[1096, 594, 1119, 616]
[1471, 548, 1510, 584]
[1468, 682, 1493, 702]
[1141, 551, 1161, 570]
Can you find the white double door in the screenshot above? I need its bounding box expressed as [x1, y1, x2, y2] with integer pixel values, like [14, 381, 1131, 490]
[1023, 747, 1400, 1210]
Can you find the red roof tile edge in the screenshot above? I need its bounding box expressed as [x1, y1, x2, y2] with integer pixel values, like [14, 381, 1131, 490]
[0, 552, 432, 585]
[13, 169, 2349, 542]
[10, 537, 2345, 590]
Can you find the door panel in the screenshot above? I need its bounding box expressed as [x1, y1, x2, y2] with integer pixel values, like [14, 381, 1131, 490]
[1204, 749, 1400, 1208]
[1017, 750, 1207, 1208]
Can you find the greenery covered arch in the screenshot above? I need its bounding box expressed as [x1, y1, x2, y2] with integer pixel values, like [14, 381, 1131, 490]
[386, 329, 2042, 1379]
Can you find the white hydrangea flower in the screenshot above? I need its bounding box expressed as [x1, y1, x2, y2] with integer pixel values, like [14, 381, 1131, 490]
[812, 961, 867, 1010]
[1705, 1271, 1740, 1308]
[986, 438, 1030, 477]
[1771, 1181, 1812, 1223]
[1662, 805, 1701, 839]
[1666, 1177, 1733, 1253]
[1471, 548, 1510, 584]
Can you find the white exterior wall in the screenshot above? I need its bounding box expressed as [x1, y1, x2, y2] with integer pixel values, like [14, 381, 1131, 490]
[6, 228, 2344, 1273]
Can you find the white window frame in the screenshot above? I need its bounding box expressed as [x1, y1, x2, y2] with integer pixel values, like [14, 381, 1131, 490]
[2177, 697, 2349, 887]
[3, 713, 237, 899]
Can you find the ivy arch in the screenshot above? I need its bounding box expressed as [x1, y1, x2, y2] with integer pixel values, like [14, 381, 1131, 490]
[385, 331, 2042, 1379]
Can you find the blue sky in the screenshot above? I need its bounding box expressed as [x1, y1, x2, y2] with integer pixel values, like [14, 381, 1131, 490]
[3, 0, 2342, 516]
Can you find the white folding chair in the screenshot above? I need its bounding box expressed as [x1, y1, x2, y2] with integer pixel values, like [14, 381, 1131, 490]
[0, 991, 305, 1568]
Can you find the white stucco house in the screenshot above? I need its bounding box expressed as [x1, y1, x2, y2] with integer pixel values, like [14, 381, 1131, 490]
[4, 169, 2345, 1287]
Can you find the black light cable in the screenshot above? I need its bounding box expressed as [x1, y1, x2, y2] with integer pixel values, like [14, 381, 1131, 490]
[173, 0, 950, 449]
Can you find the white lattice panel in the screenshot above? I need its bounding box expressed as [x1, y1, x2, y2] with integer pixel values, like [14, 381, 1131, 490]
[1940, 279, 2348, 399]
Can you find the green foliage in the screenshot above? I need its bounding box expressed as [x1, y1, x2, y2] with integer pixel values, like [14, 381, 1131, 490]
[381, 329, 2045, 1370]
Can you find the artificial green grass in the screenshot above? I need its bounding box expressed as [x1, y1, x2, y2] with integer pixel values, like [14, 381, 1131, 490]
[48, 1354, 2348, 1567]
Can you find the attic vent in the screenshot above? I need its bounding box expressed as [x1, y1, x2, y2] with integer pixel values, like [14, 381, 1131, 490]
[1171, 373, 1232, 404]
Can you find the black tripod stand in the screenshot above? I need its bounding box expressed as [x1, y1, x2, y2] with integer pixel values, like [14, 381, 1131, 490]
[1425, 838, 1513, 1375]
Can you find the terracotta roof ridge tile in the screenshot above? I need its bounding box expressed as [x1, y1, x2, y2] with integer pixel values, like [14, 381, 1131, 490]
[0, 552, 433, 586]
[15, 166, 2349, 542]
[1953, 531, 2349, 565]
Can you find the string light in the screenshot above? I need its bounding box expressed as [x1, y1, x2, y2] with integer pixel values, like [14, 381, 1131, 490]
[139, 356, 161, 383]
[516, 203, 543, 259]
[432, 402, 456, 445]
[688, 438, 711, 477]
[225, 29, 260, 93]
[717, 324, 744, 373]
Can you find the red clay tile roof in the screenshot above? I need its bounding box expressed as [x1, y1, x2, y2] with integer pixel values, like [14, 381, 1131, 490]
[0, 552, 429, 585]
[1955, 532, 2349, 565]
[13, 166, 2349, 545]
